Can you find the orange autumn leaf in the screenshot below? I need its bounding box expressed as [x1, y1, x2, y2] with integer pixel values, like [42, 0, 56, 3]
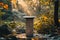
[0, 2, 4, 6]
[3, 4, 8, 10]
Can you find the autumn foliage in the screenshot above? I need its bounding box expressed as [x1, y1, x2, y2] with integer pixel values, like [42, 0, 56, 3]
[0, 2, 8, 10]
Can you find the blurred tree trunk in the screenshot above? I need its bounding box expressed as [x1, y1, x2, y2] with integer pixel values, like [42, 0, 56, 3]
[54, 0, 59, 27]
